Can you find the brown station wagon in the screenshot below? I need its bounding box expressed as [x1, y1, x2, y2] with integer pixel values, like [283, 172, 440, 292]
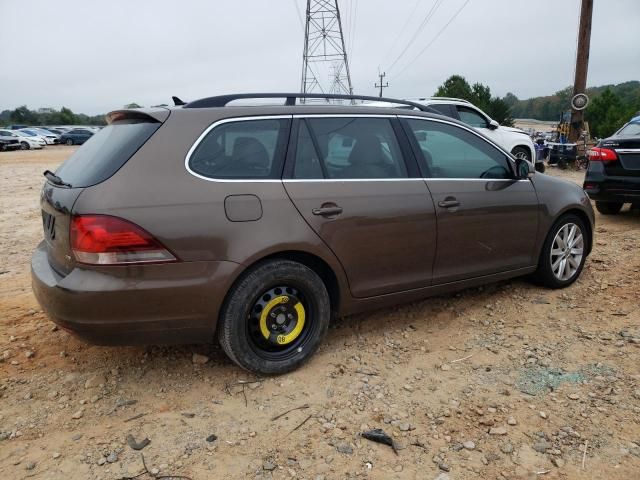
[32, 93, 595, 374]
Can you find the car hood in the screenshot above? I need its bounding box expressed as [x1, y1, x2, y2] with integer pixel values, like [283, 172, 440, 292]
[500, 125, 529, 135]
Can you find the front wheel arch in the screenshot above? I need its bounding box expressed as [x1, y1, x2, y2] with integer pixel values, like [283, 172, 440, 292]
[535, 207, 593, 267]
[511, 145, 534, 162]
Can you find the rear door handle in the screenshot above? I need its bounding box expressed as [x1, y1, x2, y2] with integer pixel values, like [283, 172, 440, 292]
[438, 199, 460, 208]
[312, 206, 343, 216]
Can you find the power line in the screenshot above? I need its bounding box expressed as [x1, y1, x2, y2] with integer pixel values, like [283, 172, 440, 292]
[385, 0, 444, 74]
[380, 0, 421, 67]
[393, 0, 472, 80]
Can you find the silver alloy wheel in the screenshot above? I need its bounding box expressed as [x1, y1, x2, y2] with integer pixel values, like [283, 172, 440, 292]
[513, 150, 529, 161]
[550, 223, 584, 281]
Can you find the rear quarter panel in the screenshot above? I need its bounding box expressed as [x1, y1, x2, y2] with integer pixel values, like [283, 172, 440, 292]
[72, 108, 351, 315]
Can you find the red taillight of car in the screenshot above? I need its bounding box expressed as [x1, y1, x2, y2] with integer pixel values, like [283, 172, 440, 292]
[70, 215, 176, 265]
[587, 147, 618, 162]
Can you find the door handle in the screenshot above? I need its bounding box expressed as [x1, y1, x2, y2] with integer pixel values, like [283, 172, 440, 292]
[438, 199, 460, 208]
[312, 206, 343, 216]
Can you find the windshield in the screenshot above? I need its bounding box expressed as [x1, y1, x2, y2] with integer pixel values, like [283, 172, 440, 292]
[616, 121, 640, 137]
[16, 131, 31, 137]
[54, 120, 160, 187]
[21, 129, 38, 136]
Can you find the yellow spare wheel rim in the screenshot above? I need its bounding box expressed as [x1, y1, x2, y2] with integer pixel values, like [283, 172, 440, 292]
[253, 287, 307, 348]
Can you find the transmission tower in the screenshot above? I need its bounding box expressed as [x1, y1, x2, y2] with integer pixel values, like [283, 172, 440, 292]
[301, 0, 353, 99]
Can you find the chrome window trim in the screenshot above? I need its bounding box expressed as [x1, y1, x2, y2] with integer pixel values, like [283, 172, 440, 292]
[184, 115, 292, 183]
[184, 113, 527, 183]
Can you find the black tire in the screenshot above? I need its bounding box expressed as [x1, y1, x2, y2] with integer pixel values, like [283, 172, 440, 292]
[511, 146, 531, 162]
[533, 213, 588, 289]
[20, 141, 30, 150]
[65, 138, 74, 146]
[218, 259, 330, 375]
[595, 201, 623, 215]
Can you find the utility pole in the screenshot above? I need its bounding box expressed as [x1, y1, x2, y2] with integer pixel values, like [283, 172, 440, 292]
[301, 0, 353, 99]
[375, 72, 389, 97]
[569, 0, 593, 143]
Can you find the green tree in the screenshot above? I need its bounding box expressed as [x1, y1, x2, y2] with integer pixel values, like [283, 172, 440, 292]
[434, 75, 473, 100]
[58, 107, 78, 125]
[124, 102, 142, 109]
[585, 88, 628, 138]
[503, 92, 519, 108]
[488, 97, 514, 126]
[10, 105, 38, 124]
[434, 75, 514, 126]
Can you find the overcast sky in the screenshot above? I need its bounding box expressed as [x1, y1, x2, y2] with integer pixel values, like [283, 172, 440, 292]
[1, 0, 638, 115]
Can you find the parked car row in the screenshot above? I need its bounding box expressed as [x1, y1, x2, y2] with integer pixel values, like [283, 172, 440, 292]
[0, 125, 98, 150]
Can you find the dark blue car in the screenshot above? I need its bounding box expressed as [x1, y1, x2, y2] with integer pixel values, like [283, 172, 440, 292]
[60, 128, 94, 145]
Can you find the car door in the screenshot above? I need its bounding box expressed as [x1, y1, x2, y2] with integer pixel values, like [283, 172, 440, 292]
[283, 115, 437, 298]
[402, 117, 539, 284]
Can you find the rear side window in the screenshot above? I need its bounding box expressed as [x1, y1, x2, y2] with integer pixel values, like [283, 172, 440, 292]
[188, 118, 289, 179]
[406, 119, 512, 179]
[293, 117, 408, 179]
[429, 103, 456, 118]
[55, 120, 160, 188]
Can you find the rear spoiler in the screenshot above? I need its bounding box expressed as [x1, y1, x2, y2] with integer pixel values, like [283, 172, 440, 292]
[106, 108, 170, 125]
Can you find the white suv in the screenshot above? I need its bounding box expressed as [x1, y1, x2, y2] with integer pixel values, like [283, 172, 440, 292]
[411, 97, 542, 172]
[366, 97, 542, 172]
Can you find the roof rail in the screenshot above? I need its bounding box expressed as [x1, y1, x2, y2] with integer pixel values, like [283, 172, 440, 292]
[183, 93, 438, 113]
[417, 96, 472, 104]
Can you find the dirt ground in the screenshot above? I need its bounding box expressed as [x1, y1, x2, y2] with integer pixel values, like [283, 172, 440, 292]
[1, 146, 639, 480]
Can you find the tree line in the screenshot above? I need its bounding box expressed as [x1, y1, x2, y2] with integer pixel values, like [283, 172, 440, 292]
[504, 81, 640, 138]
[0, 106, 107, 127]
[434, 76, 640, 138]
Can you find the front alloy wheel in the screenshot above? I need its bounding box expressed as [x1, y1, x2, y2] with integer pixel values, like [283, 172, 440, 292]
[550, 223, 584, 281]
[534, 214, 588, 288]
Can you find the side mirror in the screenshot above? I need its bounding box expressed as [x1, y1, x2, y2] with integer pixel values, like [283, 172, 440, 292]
[515, 158, 534, 179]
[488, 119, 499, 130]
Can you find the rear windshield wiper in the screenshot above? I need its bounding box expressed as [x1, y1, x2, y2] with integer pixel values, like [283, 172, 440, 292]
[44, 170, 72, 188]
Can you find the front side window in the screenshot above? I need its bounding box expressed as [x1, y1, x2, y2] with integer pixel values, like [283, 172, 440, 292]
[293, 117, 407, 179]
[456, 106, 489, 129]
[406, 119, 512, 179]
[189, 118, 288, 179]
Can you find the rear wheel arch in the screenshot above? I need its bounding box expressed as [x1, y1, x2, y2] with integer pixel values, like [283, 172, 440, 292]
[217, 250, 342, 332]
[252, 251, 341, 314]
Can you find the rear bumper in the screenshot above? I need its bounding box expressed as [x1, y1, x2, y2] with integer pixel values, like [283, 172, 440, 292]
[31, 241, 240, 345]
[583, 164, 640, 203]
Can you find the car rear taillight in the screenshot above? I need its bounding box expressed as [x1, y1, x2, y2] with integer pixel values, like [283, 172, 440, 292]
[70, 215, 176, 265]
[587, 147, 618, 162]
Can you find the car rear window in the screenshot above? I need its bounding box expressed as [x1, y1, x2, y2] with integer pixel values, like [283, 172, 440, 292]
[55, 120, 160, 188]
